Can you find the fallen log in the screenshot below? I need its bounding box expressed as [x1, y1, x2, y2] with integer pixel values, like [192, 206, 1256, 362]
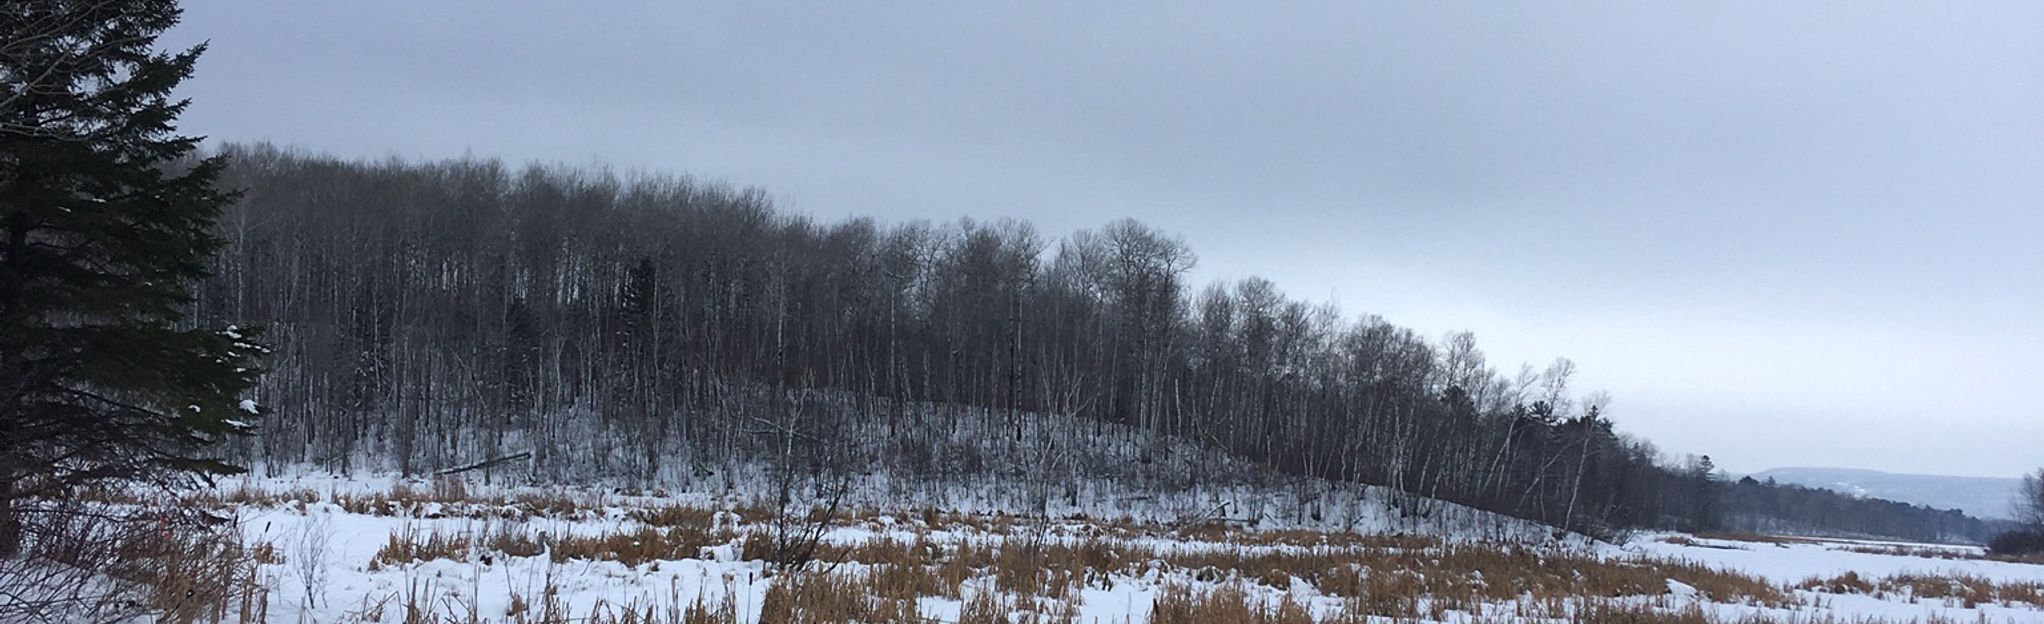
[435, 451, 532, 476]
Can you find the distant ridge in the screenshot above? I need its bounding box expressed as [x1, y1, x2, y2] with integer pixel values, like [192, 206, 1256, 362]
[1750, 467, 2021, 521]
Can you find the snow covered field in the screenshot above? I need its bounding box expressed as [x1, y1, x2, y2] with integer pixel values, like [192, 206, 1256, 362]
[1626, 534, 2044, 622]
[118, 472, 2043, 623]
[1631, 534, 2044, 586]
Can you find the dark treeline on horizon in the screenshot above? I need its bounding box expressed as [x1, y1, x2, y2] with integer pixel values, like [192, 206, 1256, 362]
[190, 144, 1998, 543]
[1720, 477, 2010, 544]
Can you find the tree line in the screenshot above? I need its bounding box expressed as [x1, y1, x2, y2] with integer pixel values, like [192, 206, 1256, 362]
[1718, 476, 2009, 544]
[189, 145, 1992, 541]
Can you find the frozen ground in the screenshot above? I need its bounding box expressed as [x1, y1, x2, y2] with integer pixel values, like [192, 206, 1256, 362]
[165, 471, 2044, 623]
[1629, 534, 2044, 585]
[1625, 533, 2044, 622]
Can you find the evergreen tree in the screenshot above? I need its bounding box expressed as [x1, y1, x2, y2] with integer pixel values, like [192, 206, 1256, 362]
[0, 0, 262, 553]
[1686, 455, 1721, 531]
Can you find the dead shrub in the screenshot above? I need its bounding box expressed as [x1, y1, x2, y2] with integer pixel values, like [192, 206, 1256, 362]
[1149, 537, 1789, 611]
[954, 590, 1007, 624]
[843, 535, 915, 565]
[334, 491, 393, 516]
[1149, 583, 1313, 624]
[512, 491, 590, 518]
[934, 539, 981, 599]
[141, 524, 265, 623]
[1796, 572, 2044, 610]
[1569, 600, 1714, 624]
[757, 570, 921, 623]
[251, 538, 283, 564]
[371, 526, 472, 567]
[488, 524, 547, 558]
[551, 525, 719, 567]
[0, 503, 263, 624]
[633, 504, 719, 528]
[1796, 571, 1874, 595]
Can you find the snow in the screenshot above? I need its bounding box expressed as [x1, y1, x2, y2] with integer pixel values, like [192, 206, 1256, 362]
[1666, 578, 1699, 599]
[1629, 533, 2044, 585]
[238, 398, 259, 414]
[164, 473, 2044, 623]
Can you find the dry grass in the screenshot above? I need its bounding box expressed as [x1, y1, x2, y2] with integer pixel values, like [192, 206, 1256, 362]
[1172, 522, 1438, 550]
[332, 486, 599, 521]
[1797, 571, 2044, 610]
[756, 570, 927, 623]
[552, 525, 725, 567]
[632, 504, 723, 528]
[1159, 541, 1793, 614]
[166, 478, 612, 525]
[1150, 583, 1315, 624]
[1797, 571, 1877, 595]
[955, 590, 1008, 624]
[166, 477, 2044, 623]
[371, 526, 474, 568]
[299, 511, 2033, 624]
[0, 505, 268, 624]
[746, 519, 1793, 622]
[489, 525, 548, 558]
[130, 522, 269, 623]
[251, 538, 283, 564]
[345, 495, 2044, 624]
[1832, 543, 2009, 563]
[368, 521, 728, 569]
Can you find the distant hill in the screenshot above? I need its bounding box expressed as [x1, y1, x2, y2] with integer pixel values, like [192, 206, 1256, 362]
[1750, 467, 2022, 520]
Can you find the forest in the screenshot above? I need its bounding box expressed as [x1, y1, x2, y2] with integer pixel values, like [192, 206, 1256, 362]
[190, 144, 1992, 542]
[1719, 477, 2008, 544]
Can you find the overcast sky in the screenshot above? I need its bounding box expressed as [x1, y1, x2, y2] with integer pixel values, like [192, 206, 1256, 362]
[166, 2, 2044, 478]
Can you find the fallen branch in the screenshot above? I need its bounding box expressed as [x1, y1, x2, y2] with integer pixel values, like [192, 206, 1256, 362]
[434, 452, 531, 477]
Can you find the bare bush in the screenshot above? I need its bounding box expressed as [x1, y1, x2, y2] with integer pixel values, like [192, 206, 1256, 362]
[293, 513, 333, 609]
[0, 502, 259, 623]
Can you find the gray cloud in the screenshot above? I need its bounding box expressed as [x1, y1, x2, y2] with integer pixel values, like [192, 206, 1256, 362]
[168, 1, 2044, 477]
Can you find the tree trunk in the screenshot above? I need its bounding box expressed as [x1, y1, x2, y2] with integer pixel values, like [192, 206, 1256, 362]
[0, 478, 19, 558]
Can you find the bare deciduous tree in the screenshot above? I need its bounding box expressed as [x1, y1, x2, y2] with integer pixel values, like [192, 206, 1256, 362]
[171, 146, 1999, 542]
[2018, 469, 2044, 528]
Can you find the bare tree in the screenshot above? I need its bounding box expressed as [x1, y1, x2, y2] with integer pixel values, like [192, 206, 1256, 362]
[173, 146, 1952, 541]
[2017, 469, 2044, 528]
[750, 390, 847, 574]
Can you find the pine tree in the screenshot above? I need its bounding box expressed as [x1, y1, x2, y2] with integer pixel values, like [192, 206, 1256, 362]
[1685, 455, 1721, 532]
[0, 0, 262, 554]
